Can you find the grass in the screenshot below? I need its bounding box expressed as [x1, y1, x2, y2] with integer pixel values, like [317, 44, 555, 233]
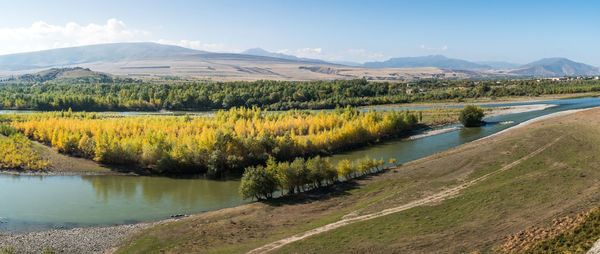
[29, 140, 113, 173]
[277, 123, 600, 253]
[0, 246, 15, 254]
[115, 108, 600, 253]
[529, 207, 600, 253]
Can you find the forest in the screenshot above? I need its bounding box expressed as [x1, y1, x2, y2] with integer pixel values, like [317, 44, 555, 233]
[0, 107, 418, 176]
[1, 78, 599, 111]
[0, 124, 48, 170]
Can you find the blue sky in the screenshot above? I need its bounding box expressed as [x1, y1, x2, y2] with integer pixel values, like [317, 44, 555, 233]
[1, 0, 599, 65]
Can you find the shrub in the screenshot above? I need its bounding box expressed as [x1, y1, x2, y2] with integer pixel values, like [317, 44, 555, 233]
[459, 105, 485, 127]
[1, 246, 15, 254]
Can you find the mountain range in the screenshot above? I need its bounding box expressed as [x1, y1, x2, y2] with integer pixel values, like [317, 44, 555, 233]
[508, 58, 600, 77]
[241, 48, 329, 64]
[0, 42, 598, 80]
[363, 55, 493, 70]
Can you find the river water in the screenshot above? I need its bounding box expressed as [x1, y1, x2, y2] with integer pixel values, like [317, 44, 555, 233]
[1, 97, 599, 233]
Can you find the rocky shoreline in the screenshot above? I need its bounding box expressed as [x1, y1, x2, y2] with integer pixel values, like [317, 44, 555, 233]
[0, 218, 180, 254]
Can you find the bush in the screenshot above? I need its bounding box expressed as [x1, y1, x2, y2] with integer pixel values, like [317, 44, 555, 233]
[239, 165, 278, 200]
[0, 123, 17, 136]
[459, 105, 485, 127]
[1, 246, 15, 254]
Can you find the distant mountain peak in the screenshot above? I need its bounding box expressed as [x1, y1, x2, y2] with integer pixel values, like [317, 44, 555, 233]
[363, 55, 492, 70]
[510, 57, 599, 77]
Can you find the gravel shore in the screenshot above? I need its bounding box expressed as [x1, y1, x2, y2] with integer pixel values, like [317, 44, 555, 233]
[0, 219, 177, 254]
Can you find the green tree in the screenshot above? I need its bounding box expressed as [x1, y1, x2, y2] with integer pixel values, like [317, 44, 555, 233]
[306, 156, 332, 188]
[337, 159, 357, 180]
[459, 105, 485, 127]
[239, 165, 278, 200]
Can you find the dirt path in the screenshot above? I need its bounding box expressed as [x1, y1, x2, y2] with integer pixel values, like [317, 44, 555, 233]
[588, 239, 600, 254]
[247, 136, 564, 254]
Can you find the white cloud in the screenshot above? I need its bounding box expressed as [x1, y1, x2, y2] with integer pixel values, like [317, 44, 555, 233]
[0, 19, 233, 55]
[420, 45, 449, 51]
[0, 19, 387, 63]
[276, 48, 323, 58]
[0, 19, 149, 55]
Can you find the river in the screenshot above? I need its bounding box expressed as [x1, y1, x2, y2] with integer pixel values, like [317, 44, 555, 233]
[1, 97, 599, 233]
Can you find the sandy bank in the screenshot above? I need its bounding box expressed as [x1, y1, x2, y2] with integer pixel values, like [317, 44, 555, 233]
[480, 106, 600, 142]
[404, 103, 555, 141]
[485, 104, 555, 118]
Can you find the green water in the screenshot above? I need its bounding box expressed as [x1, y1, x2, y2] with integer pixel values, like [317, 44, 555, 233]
[0, 175, 243, 232]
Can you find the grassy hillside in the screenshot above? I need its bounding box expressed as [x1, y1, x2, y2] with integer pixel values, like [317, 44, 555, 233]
[114, 108, 600, 253]
[5, 67, 138, 84]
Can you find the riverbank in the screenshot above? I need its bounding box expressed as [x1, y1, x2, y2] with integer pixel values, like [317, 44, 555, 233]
[400, 103, 555, 141]
[0, 218, 181, 254]
[485, 103, 555, 118]
[360, 92, 598, 109]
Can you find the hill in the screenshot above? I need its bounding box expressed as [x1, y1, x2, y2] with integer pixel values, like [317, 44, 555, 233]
[11, 67, 119, 83]
[509, 57, 600, 76]
[363, 55, 493, 70]
[0, 43, 479, 81]
[0, 42, 205, 71]
[476, 61, 520, 69]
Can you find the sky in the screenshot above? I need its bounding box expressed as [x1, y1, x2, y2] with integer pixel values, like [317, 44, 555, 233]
[0, 0, 599, 65]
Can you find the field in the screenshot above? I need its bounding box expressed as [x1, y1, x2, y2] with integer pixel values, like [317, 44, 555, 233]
[114, 108, 600, 253]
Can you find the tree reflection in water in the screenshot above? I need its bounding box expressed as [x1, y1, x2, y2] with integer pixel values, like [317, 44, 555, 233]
[81, 175, 244, 209]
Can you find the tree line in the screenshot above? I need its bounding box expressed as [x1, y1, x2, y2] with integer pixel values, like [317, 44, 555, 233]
[240, 155, 391, 200]
[1, 107, 417, 176]
[1, 78, 599, 111]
